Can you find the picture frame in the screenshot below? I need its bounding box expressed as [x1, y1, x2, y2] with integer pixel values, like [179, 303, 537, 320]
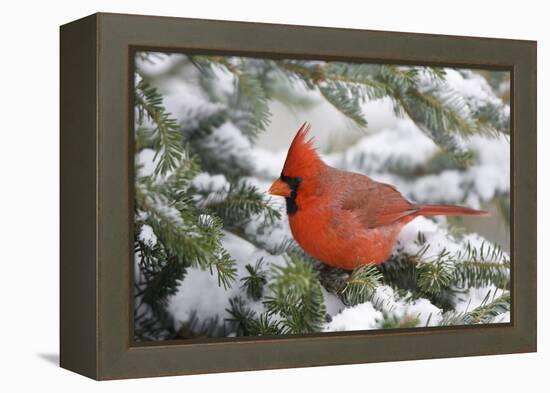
[60, 12, 537, 380]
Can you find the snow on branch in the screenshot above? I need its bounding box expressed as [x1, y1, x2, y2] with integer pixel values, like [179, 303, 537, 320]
[133, 52, 510, 341]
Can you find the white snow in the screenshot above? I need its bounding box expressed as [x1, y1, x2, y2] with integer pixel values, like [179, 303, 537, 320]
[324, 285, 444, 332]
[244, 213, 291, 253]
[494, 311, 511, 323]
[396, 216, 509, 266]
[250, 146, 287, 179]
[191, 173, 230, 193]
[325, 118, 439, 173]
[136, 52, 177, 77]
[137, 52, 230, 134]
[322, 287, 345, 316]
[372, 285, 443, 327]
[136, 54, 510, 335]
[136, 148, 158, 178]
[200, 121, 254, 168]
[167, 231, 286, 332]
[138, 224, 157, 245]
[163, 81, 222, 124]
[323, 121, 510, 210]
[444, 69, 503, 111]
[415, 68, 509, 125]
[191, 172, 230, 207]
[467, 133, 510, 201]
[405, 170, 466, 204]
[324, 302, 382, 332]
[396, 216, 459, 258]
[206, 63, 237, 99]
[210, 121, 252, 153]
[452, 285, 506, 314]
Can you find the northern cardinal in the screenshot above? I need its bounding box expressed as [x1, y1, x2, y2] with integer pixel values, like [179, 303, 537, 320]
[268, 123, 488, 269]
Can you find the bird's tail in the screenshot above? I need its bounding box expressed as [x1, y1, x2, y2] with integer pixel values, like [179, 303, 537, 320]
[417, 204, 489, 217]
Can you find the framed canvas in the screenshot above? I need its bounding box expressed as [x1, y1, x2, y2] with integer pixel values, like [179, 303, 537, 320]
[60, 12, 537, 380]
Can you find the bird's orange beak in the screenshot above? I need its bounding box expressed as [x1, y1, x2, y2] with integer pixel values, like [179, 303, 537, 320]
[268, 178, 292, 197]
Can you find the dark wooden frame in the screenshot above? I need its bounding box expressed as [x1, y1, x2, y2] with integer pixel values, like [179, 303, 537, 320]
[60, 12, 537, 380]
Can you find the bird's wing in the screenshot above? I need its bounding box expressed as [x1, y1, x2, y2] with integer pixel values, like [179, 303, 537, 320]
[339, 173, 417, 228]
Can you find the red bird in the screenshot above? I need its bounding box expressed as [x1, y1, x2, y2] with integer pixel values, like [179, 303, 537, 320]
[268, 123, 488, 269]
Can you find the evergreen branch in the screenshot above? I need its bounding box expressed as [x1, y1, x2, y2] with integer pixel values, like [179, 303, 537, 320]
[322, 63, 391, 99]
[338, 263, 383, 306]
[267, 238, 302, 256]
[183, 112, 257, 178]
[134, 230, 187, 306]
[318, 81, 368, 127]
[141, 204, 212, 268]
[275, 61, 493, 166]
[377, 65, 419, 102]
[423, 67, 447, 83]
[133, 223, 182, 341]
[183, 107, 228, 142]
[226, 297, 283, 336]
[440, 290, 510, 326]
[454, 261, 510, 289]
[379, 238, 509, 310]
[378, 253, 420, 293]
[316, 264, 351, 296]
[462, 291, 510, 324]
[226, 297, 257, 336]
[264, 253, 327, 334]
[136, 149, 201, 209]
[136, 179, 237, 290]
[406, 89, 476, 137]
[274, 60, 321, 89]
[187, 55, 219, 76]
[459, 241, 510, 263]
[201, 181, 282, 226]
[209, 248, 238, 290]
[135, 78, 184, 176]
[234, 65, 272, 133]
[471, 102, 510, 135]
[452, 242, 510, 289]
[417, 255, 455, 295]
[277, 61, 370, 126]
[175, 310, 225, 339]
[191, 56, 272, 136]
[134, 55, 510, 339]
[161, 153, 201, 199]
[135, 126, 155, 152]
[271, 61, 506, 166]
[393, 96, 474, 167]
[369, 287, 435, 329]
[240, 258, 268, 301]
[378, 66, 491, 165]
[380, 313, 421, 329]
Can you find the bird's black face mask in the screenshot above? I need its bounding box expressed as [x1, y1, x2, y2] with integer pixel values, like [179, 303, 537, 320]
[280, 174, 302, 215]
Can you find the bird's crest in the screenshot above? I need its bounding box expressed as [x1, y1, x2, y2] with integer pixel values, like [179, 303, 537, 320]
[281, 122, 324, 177]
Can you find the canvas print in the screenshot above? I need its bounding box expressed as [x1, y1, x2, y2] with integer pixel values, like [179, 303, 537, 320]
[133, 51, 510, 341]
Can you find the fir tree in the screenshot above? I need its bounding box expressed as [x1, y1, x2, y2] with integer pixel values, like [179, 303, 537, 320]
[134, 52, 510, 341]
